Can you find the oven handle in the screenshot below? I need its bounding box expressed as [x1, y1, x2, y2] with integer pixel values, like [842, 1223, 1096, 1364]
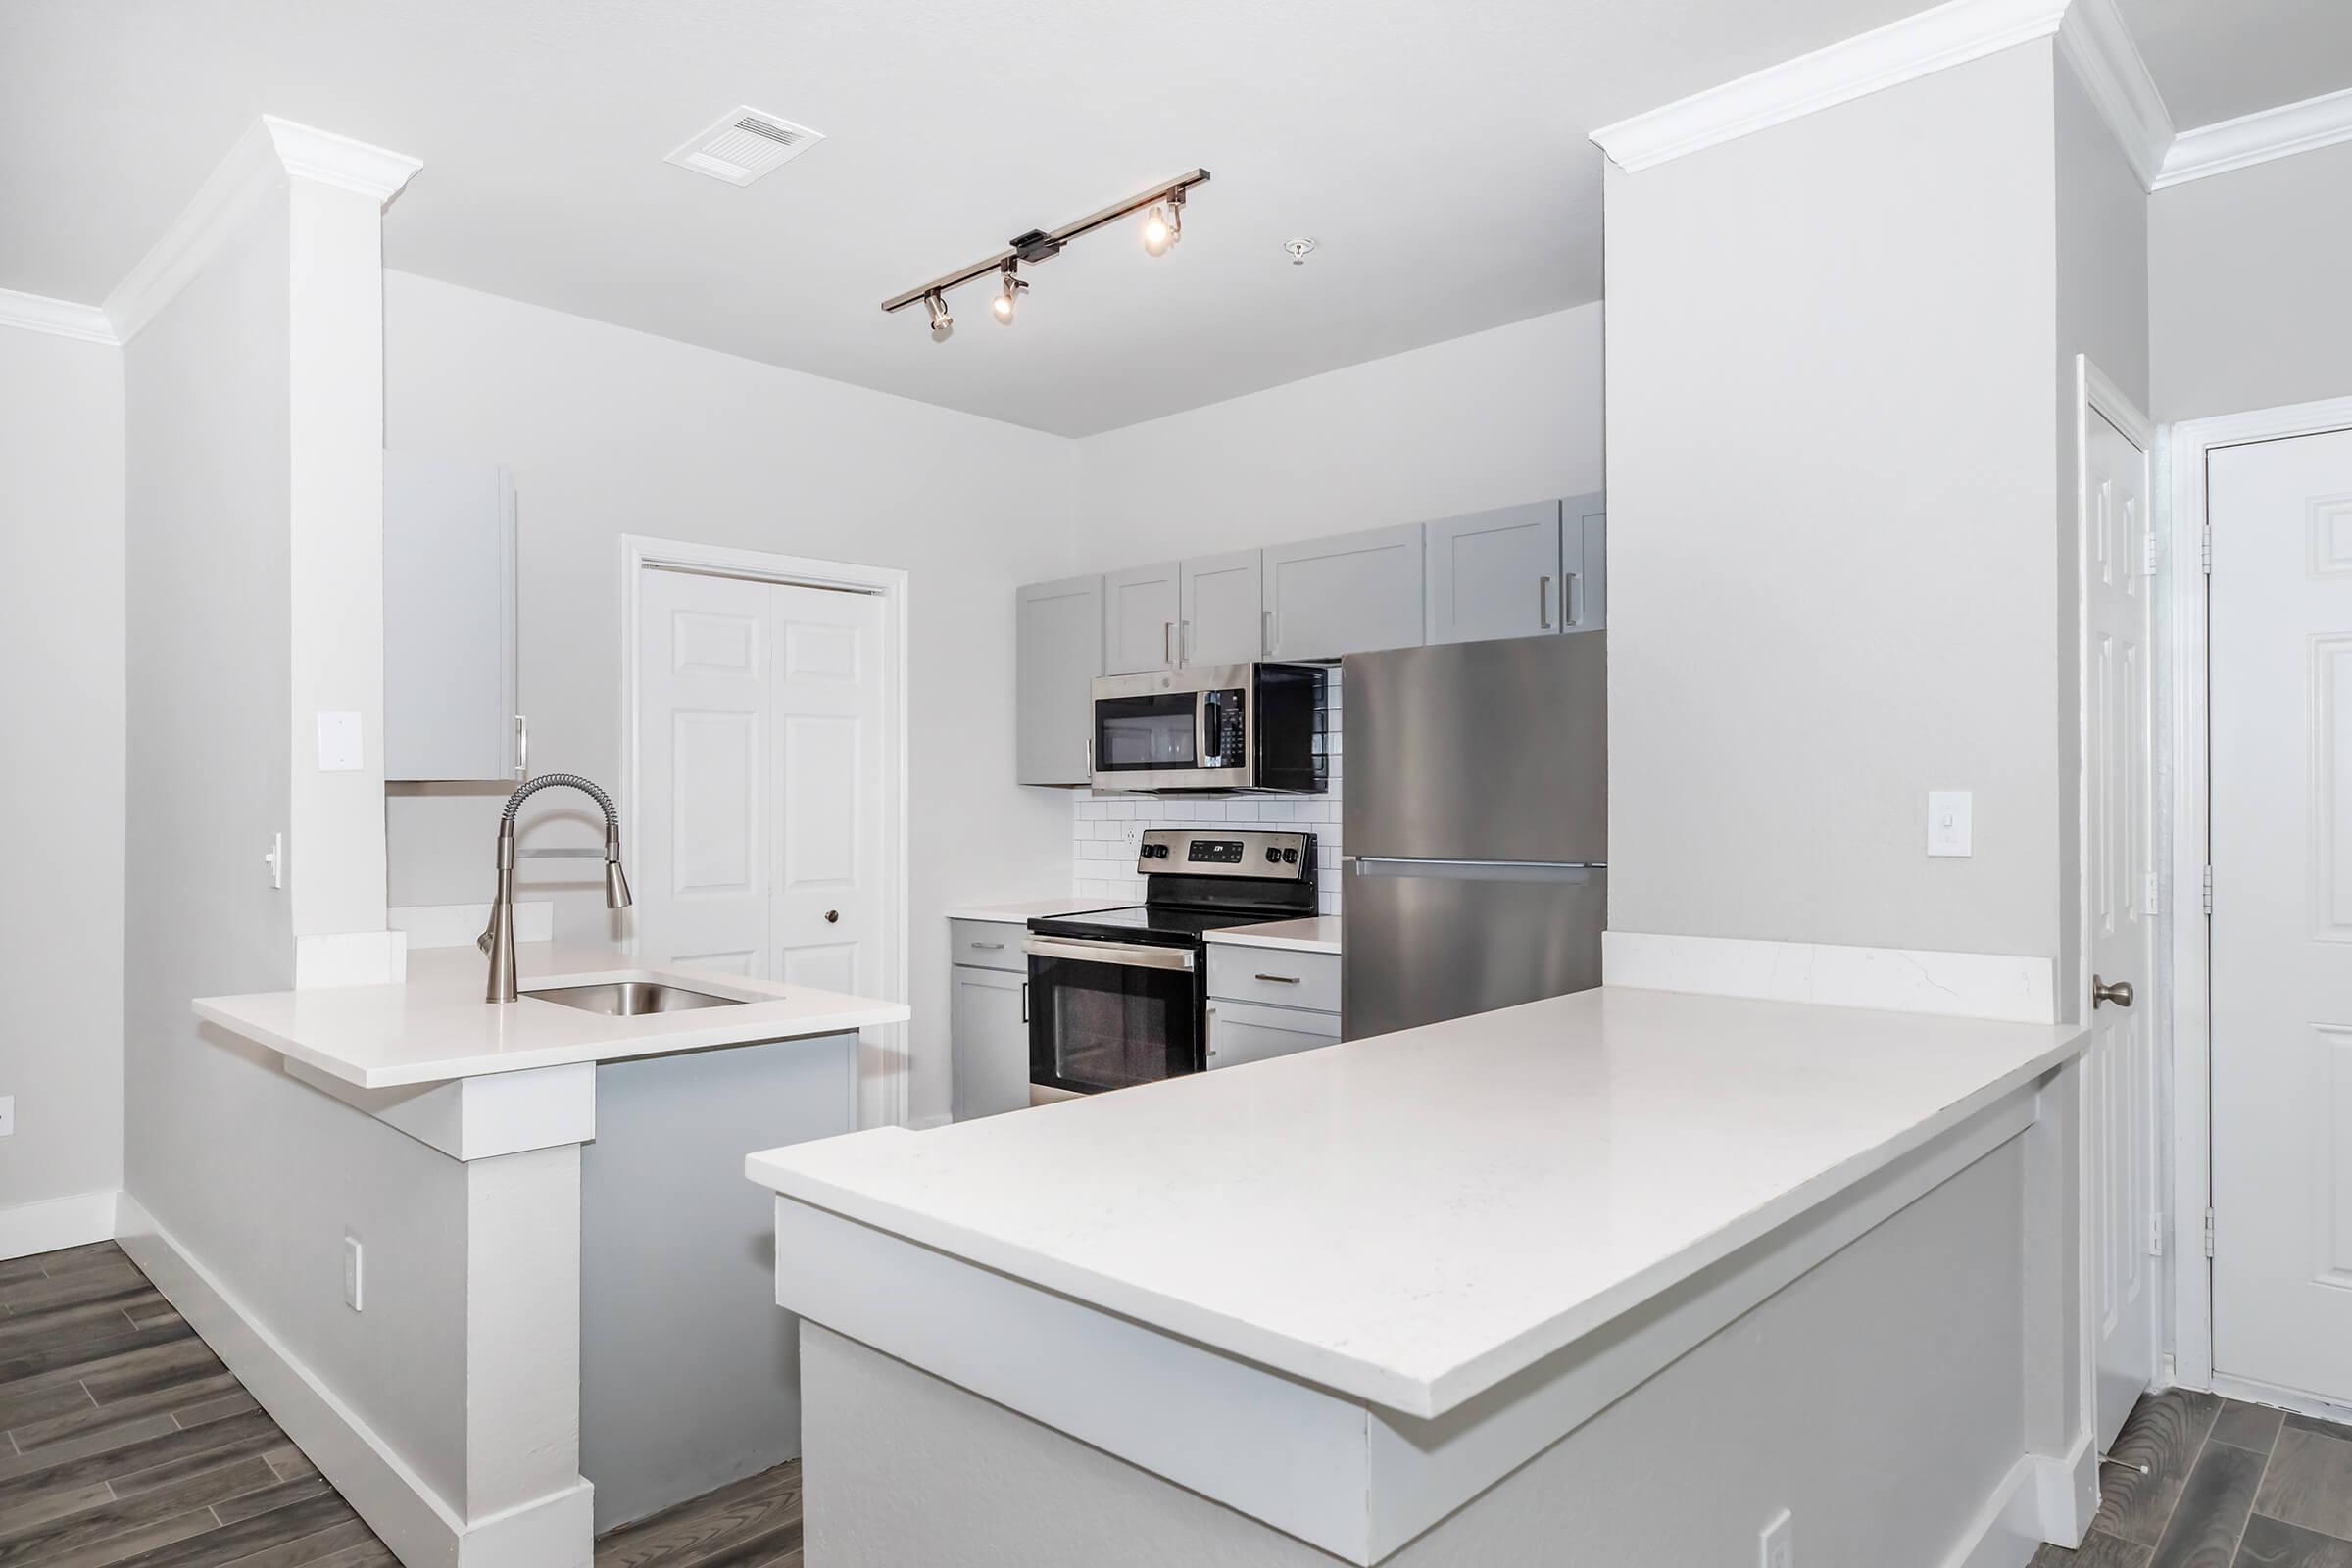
[1024, 937, 1197, 972]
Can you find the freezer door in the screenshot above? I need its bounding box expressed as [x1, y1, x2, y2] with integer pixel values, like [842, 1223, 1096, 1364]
[1341, 861, 1605, 1040]
[1342, 632, 1605, 862]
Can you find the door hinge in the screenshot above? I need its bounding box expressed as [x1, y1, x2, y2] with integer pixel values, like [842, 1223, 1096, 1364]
[2202, 864, 2214, 916]
[2148, 1210, 2166, 1258]
[2200, 524, 2213, 574]
[2204, 1208, 2217, 1258]
[2143, 533, 2159, 576]
[2145, 872, 2160, 915]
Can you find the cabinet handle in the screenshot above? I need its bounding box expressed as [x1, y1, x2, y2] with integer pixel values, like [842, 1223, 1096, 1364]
[1179, 620, 1190, 667]
[1205, 1003, 1217, 1063]
[1263, 609, 1279, 656]
[1539, 576, 1551, 629]
[1563, 571, 1581, 628]
[1164, 620, 1175, 667]
[1254, 972, 1301, 984]
[514, 714, 529, 780]
[970, 941, 1005, 951]
[1021, 981, 1029, 1024]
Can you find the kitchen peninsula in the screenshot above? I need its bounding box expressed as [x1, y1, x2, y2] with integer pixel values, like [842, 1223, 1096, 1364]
[169, 941, 907, 1565]
[750, 984, 2090, 1566]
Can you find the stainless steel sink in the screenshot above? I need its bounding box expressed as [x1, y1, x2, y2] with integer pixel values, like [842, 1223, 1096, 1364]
[524, 980, 746, 1017]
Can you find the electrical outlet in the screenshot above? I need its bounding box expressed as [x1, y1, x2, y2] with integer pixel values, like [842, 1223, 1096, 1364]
[1761, 1509, 1793, 1568]
[343, 1231, 364, 1312]
[0, 1095, 15, 1138]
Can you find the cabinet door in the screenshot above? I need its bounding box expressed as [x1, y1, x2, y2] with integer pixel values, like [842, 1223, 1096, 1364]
[1180, 550, 1263, 667]
[1206, 998, 1340, 1071]
[951, 964, 1031, 1121]
[1103, 563, 1182, 674]
[384, 452, 517, 781]
[1425, 502, 1563, 644]
[1564, 492, 1606, 632]
[1015, 575, 1103, 785]
[1262, 522, 1425, 662]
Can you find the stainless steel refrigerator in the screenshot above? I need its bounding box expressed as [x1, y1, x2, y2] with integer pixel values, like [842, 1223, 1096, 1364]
[1341, 632, 1606, 1039]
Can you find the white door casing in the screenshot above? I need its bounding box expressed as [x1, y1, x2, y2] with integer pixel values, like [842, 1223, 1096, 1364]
[624, 538, 906, 1130]
[2209, 425, 2352, 1406]
[2081, 368, 2158, 1449]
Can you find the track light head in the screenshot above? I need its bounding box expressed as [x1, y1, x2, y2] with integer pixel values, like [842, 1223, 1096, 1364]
[1143, 189, 1184, 256]
[924, 290, 953, 336]
[992, 261, 1025, 323]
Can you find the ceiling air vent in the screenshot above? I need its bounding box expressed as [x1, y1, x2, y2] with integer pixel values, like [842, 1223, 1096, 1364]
[663, 107, 825, 186]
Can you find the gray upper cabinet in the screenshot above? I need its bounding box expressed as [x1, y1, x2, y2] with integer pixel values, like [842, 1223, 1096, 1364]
[1564, 492, 1606, 632]
[1262, 522, 1426, 662]
[384, 451, 519, 782]
[1015, 574, 1104, 785]
[1180, 550, 1264, 667]
[1425, 502, 1564, 645]
[1103, 562, 1182, 674]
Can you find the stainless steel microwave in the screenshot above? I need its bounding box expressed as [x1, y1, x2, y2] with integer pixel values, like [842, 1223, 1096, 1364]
[1089, 662, 1328, 793]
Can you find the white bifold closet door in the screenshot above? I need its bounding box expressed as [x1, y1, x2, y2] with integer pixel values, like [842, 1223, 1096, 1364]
[635, 565, 884, 998]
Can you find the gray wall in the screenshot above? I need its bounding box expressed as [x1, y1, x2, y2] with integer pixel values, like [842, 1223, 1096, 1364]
[1602, 44, 2064, 960]
[2151, 139, 2352, 422]
[0, 325, 125, 1218]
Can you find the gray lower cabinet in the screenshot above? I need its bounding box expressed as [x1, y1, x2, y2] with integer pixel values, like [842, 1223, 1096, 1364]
[1426, 495, 1607, 644]
[1180, 549, 1265, 667]
[1016, 575, 1104, 785]
[1103, 562, 1182, 674]
[1263, 522, 1426, 662]
[951, 953, 1030, 1121]
[1206, 945, 1342, 1070]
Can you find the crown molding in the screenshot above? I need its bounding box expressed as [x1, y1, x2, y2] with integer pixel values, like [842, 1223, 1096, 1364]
[0, 286, 118, 346]
[102, 116, 421, 344]
[2054, 0, 2173, 187]
[2154, 84, 2352, 189]
[1591, 0, 2068, 173]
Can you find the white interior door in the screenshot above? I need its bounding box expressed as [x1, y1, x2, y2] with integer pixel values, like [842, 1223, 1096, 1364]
[2084, 404, 2157, 1447]
[2210, 425, 2352, 1405]
[635, 567, 884, 1005]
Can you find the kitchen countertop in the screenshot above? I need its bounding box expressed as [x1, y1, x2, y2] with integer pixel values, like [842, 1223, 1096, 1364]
[1205, 915, 1341, 955]
[943, 897, 1127, 923]
[747, 985, 2082, 1419]
[197, 942, 908, 1090]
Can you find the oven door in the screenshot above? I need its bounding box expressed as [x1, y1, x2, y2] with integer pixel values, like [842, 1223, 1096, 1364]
[1025, 937, 1203, 1096]
[1090, 670, 1252, 792]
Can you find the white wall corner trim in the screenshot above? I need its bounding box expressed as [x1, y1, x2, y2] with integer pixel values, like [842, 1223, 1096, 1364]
[1602, 931, 2059, 1023]
[0, 1190, 122, 1262]
[0, 286, 120, 345]
[1589, 0, 2068, 172]
[102, 116, 422, 343]
[2054, 0, 2174, 188]
[2154, 84, 2352, 189]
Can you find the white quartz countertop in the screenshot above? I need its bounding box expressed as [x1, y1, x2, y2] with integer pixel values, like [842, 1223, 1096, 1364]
[748, 985, 2082, 1419]
[943, 897, 1125, 923]
[197, 942, 908, 1090]
[1204, 916, 1341, 955]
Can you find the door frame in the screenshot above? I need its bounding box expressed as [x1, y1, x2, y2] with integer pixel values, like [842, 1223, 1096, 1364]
[620, 533, 911, 1132]
[2163, 391, 2352, 1396]
[2075, 356, 2159, 1442]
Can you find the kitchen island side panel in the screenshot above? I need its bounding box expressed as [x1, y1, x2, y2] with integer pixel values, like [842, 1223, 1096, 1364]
[581, 1032, 858, 1531]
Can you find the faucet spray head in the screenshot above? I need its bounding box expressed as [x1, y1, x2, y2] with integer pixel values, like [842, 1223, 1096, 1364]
[605, 857, 632, 910]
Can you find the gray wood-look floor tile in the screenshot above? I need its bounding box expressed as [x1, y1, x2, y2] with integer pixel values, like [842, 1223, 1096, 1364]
[2210, 1402, 2286, 1456]
[2253, 1427, 2352, 1541]
[2146, 1437, 2264, 1568]
[594, 1462, 804, 1568]
[2237, 1514, 2352, 1568]
[2034, 1533, 2156, 1566]
[2281, 1411, 2352, 1445]
[2099, 1390, 2226, 1546]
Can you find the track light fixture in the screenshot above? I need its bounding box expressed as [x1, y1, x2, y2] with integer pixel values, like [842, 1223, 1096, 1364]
[882, 169, 1209, 339]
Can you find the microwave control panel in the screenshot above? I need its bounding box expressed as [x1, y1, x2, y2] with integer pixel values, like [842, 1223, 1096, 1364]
[1204, 688, 1246, 766]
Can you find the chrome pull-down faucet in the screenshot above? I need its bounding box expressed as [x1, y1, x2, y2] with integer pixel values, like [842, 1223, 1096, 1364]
[479, 773, 632, 1003]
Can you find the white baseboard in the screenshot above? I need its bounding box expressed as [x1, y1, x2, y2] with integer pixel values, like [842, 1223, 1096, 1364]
[115, 1191, 594, 1568]
[1603, 931, 2058, 1023]
[1940, 1431, 2091, 1568]
[0, 1189, 121, 1261]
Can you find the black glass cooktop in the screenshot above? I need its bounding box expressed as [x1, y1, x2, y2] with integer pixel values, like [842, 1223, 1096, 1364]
[1029, 905, 1282, 943]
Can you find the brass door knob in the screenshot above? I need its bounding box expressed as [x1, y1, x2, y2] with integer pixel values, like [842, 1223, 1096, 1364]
[824, 909, 840, 924]
[2092, 975, 2133, 1009]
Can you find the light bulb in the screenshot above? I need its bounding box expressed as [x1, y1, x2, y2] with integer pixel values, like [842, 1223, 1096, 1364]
[1142, 204, 1173, 256]
[992, 287, 1015, 322]
[992, 262, 1020, 323]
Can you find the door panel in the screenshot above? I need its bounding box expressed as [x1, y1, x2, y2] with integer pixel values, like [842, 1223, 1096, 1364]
[1262, 523, 1425, 661]
[2212, 425, 2352, 1404]
[1104, 563, 1181, 674]
[1181, 550, 1263, 666]
[768, 584, 885, 1002]
[1426, 503, 1562, 645]
[2084, 406, 2155, 1448]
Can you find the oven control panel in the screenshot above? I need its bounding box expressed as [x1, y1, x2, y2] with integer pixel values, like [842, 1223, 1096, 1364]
[1136, 828, 1313, 879]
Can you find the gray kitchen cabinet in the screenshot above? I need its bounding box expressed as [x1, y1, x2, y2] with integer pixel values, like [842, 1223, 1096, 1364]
[1565, 492, 1606, 632]
[1262, 522, 1425, 662]
[1179, 550, 1264, 667]
[1016, 575, 1105, 785]
[1425, 502, 1564, 644]
[384, 451, 519, 782]
[1205, 998, 1341, 1071]
[1103, 562, 1182, 674]
[950, 954, 1030, 1121]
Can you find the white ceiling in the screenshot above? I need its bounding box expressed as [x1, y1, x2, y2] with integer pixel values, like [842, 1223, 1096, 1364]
[2117, 0, 2352, 130]
[5, 2, 2348, 437]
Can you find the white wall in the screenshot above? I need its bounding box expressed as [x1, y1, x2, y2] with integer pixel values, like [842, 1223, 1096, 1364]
[1602, 45, 2064, 961]
[0, 324, 125, 1227]
[381, 272, 1081, 1127]
[1068, 305, 1604, 568]
[2150, 139, 2352, 423]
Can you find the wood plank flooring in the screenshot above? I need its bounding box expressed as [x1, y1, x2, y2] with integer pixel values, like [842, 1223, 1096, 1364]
[2036, 1391, 2352, 1568]
[0, 1242, 801, 1568]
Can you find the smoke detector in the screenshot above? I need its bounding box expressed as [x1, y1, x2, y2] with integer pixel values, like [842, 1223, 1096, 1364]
[1284, 237, 1319, 265]
[664, 107, 825, 186]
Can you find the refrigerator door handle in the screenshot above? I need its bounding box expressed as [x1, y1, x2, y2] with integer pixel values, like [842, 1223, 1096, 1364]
[1348, 857, 1604, 883]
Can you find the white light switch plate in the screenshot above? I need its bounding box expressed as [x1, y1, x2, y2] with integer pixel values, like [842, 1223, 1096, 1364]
[344, 1231, 364, 1312]
[317, 711, 364, 772]
[1928, 791, 1973, 858]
